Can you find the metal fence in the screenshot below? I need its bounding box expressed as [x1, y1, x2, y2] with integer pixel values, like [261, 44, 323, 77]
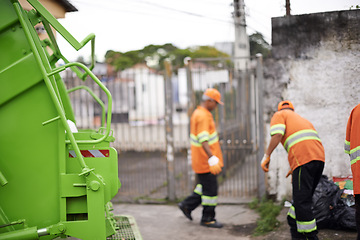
[185, 57, 264, 202]
[64, 66, 190, 202]
[63, 56, 264, 203]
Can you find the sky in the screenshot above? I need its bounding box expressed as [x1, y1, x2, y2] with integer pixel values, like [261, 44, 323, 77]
[56, 0, 360, 62]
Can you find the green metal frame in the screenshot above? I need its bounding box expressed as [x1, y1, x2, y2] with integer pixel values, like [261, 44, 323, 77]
[67, 86, 106, 128]
[0, 0, 136, 239]
[13, 1, 90, 175]
[27, 0, 96, 79]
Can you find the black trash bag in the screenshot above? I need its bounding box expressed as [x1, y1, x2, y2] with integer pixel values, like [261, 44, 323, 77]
[311, 175, 340, 229]
[332, 198, 357, 230]
[312, 175, 356, 230]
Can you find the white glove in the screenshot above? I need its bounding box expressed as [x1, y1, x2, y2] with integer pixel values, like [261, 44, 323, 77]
[208, 156, 222, 175]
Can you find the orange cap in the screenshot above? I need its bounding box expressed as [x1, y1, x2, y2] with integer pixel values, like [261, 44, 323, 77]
[203, 88, 224, 105]
[278, 100, 294, 111]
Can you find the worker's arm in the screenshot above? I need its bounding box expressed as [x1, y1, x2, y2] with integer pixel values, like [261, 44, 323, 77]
[202, 141, 222, 175]
[261, 133, 283, 172]
[201, 141, 213, 157]
[265, 133, 283, 156]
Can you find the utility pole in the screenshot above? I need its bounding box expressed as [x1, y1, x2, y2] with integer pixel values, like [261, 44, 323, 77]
[286, 0, 291, 16]
[233, 0, 250, 72]
[233, 0, 250, 141]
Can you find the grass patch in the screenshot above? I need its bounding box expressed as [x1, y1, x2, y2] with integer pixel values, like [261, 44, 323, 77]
[248, 197, 283, 236]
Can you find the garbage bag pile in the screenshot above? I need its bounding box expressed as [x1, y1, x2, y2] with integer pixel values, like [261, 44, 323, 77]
[312, 175, 356, 230]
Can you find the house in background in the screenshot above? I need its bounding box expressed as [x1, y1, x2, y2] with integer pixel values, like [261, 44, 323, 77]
[19, 0, 77, 18]
[118, 63, 165, 124]
[19, 0, 77, 39]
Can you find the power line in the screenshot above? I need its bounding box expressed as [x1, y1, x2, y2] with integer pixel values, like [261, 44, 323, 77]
[69, 0, 270, 42]
[130, 0, 233, 24]
[71, 0, 233, 25]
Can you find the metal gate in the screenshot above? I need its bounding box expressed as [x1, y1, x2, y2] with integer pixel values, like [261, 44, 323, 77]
[185, 56, 265, 203]
[63, 56, 265, 203]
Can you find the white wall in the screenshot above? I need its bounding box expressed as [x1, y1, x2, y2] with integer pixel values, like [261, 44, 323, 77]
[130, 71, 164, 122]
[264, 12, 360, 201]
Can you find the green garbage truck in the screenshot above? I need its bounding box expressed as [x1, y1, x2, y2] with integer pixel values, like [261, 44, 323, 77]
[0, 0, 140, 239]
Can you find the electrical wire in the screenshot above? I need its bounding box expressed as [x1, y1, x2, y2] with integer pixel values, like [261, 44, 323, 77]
[71, 0, 234, 25]
[69, 0, 269, 41]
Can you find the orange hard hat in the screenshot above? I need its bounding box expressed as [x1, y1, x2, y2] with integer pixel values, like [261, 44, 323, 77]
[278, 100, 294, 111]
[203, 88, 224, 105]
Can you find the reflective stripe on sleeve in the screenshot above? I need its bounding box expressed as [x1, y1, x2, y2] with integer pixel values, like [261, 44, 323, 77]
[198, 131, 210, 143]
[208, 131, 219, 145]
[190, 134, 202, 147]
[283, 129, 321, 152]
[270, 124, 285, 136]
[345, 140, 350, 154]
[350, 146, 360, 165]
[190, 132, 219, 147]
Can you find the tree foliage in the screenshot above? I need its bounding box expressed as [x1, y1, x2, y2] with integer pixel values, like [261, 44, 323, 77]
[104, 32, 271, 72]
[249, 32, 271, 58]
[105, 43, 229, 72]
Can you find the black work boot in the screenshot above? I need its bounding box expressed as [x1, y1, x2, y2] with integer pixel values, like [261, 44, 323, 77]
[178, 202, 192, 221]
[200, 219, 223, 228]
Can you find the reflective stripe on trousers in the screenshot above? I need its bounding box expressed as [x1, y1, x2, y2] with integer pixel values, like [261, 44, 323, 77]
[288, 205, 317, 233]
[201, 195, 218, 206]
[194, 184, 202, 195]
[193, 184, 218, 206]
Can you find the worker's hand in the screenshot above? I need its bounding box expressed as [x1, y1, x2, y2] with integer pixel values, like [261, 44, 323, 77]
[286, 169, 293, 178]
[261, 154, 270, 172]
[208, 156, 222, 175]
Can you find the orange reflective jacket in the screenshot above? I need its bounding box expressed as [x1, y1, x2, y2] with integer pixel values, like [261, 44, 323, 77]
[270, 109, 325, 171]
[190, 106, 223, 173]
[345, 104, 360, 194]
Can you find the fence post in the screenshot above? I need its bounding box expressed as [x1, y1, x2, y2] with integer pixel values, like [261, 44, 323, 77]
[185, 57, 195, 193]
[218, 83, 226, 175]
[164, 59, 176, 201]
[256, 54, 266, 198]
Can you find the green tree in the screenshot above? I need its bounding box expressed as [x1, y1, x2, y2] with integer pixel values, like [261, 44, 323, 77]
[105, 50, 143, 71]
[189, 45, 229, 59]
[104, 44, 231, 72]
[249, 32, 271, 58]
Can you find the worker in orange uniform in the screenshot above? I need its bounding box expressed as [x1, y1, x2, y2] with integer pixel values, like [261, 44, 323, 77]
[345, 104, 360, 240]
[178, 88, 224, 228]
[261, 100, 325, 240]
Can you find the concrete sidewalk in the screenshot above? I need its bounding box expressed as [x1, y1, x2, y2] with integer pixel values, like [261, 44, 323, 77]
[112, 203, 259, 240]
[112, 203, 359, 240]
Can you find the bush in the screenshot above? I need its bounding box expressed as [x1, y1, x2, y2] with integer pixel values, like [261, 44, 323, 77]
[248, 197, 283, 236]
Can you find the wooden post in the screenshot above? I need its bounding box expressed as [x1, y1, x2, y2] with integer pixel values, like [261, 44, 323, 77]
[286, 0, 291, 16]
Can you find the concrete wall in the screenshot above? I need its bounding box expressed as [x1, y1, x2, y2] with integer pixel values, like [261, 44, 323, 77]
[263, 10, 360, 200]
